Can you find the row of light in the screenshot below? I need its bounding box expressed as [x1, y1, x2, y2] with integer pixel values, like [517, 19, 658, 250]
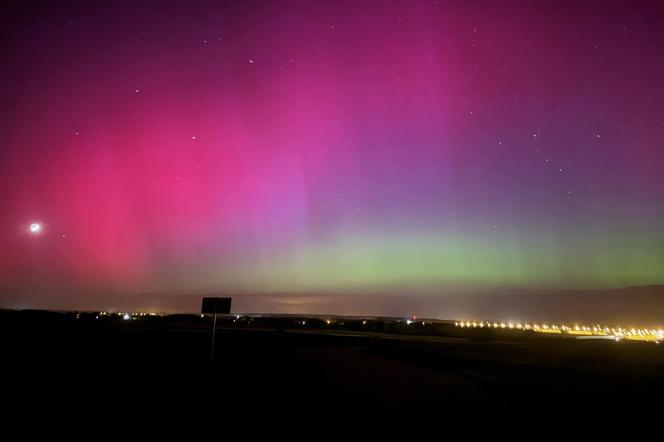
[454, 320, 664, 341]
[96, 311, 160, 320]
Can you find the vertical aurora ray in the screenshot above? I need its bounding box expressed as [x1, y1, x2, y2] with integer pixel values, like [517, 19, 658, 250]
[1, 0, 663, 313]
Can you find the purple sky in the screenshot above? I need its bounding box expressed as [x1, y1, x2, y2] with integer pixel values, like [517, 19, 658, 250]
[1, 0, 663, 320]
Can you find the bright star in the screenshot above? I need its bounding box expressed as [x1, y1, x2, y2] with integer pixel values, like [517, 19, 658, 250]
[29, 223, 42, 234]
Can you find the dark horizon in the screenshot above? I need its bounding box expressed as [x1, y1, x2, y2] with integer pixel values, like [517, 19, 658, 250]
[4, 284, 664, 327]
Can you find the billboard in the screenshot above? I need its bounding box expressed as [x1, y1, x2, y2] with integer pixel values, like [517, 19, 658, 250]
[201, 297, 232, 315]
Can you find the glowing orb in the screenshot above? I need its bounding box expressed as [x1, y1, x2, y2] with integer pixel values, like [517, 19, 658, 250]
[29, 223, 42, 234]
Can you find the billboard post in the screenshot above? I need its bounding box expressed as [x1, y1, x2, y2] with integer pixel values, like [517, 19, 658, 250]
[201, 297, 232, 366]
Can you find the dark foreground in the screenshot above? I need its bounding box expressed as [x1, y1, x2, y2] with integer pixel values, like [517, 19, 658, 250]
[3, 310, 664, 428]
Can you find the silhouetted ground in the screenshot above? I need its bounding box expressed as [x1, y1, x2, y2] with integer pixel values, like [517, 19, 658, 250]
[3, 309, 664, 429]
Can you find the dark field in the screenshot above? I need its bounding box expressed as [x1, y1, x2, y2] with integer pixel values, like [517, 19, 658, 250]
[3, 309, 664, 428]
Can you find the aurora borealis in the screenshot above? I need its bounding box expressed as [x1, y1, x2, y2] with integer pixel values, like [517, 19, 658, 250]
[1, 0, 663, 316]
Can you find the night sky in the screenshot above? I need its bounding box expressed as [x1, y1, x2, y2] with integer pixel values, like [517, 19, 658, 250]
[1, 0, 663, 318]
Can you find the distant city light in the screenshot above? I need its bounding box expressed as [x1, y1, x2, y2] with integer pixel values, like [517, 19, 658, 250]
[454, 318, 664, 343]
[29, 222, 41, 234]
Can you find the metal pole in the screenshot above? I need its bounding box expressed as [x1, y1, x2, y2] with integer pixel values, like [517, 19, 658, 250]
[210, 312, 217, 366]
